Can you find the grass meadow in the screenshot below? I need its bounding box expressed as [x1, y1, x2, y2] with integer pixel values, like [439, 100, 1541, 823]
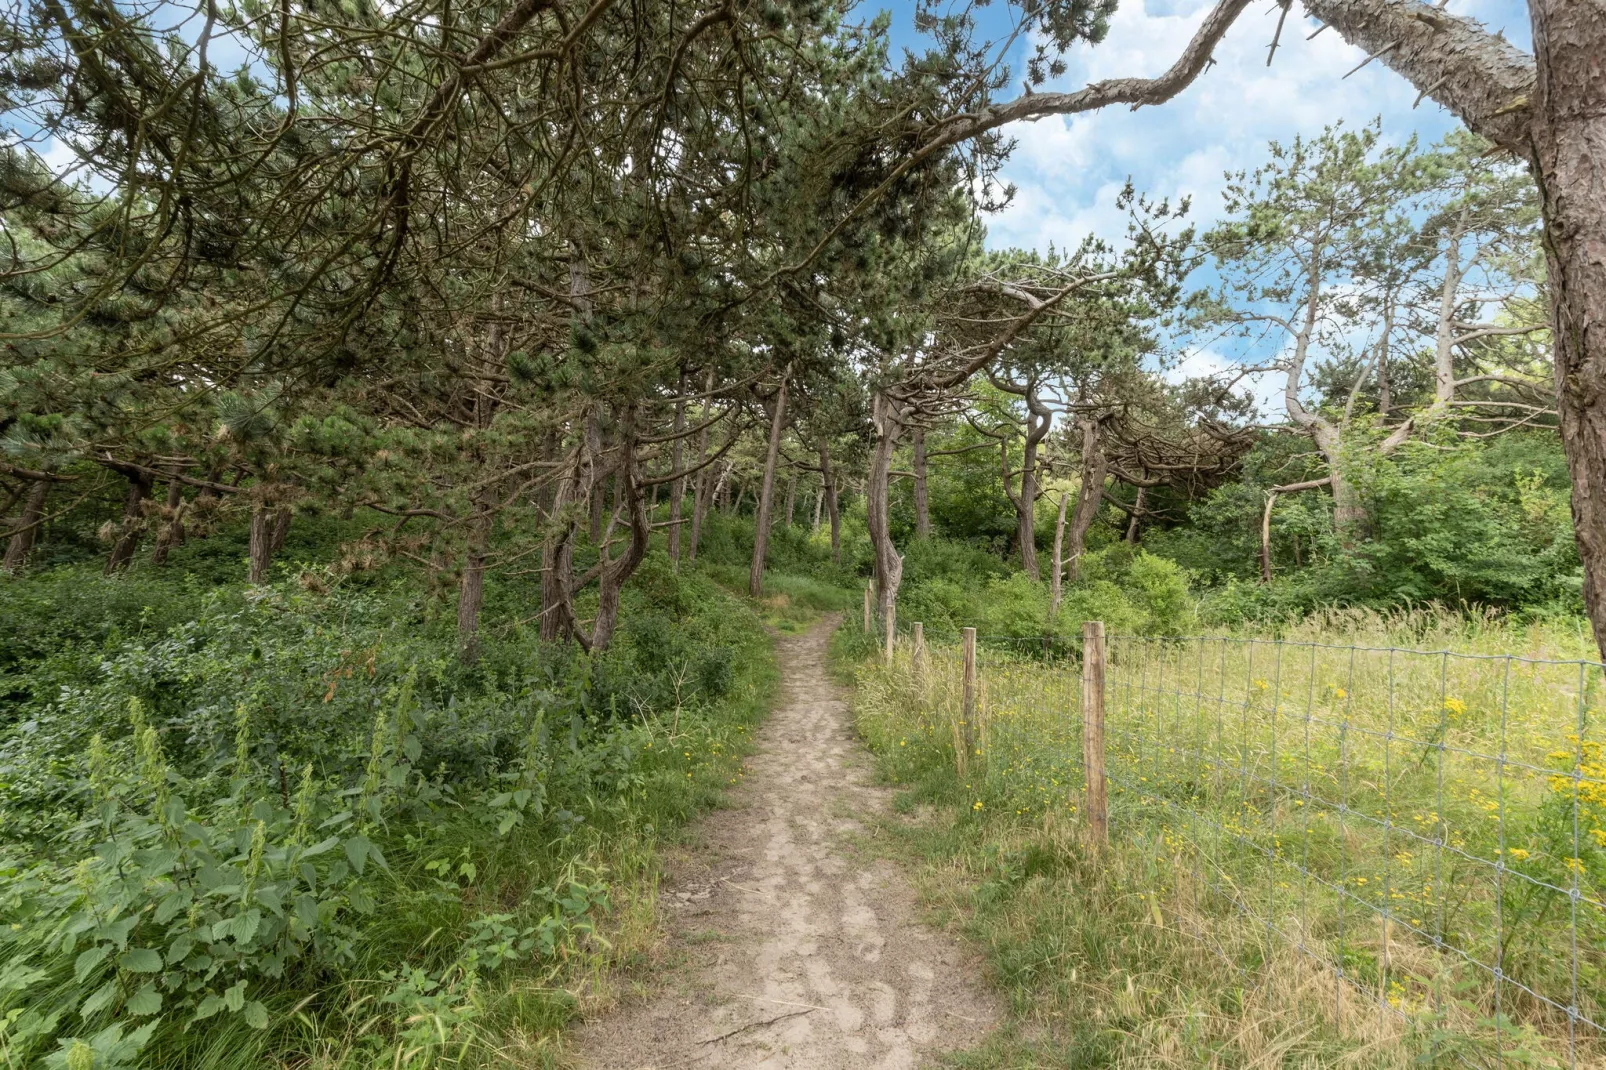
[844, 609, 1606, 1068]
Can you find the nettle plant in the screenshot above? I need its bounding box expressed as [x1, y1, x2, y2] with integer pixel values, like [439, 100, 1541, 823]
[0, 680, 419, 1068]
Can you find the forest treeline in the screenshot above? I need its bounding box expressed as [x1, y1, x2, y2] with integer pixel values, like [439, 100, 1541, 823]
[2, 0, 1604, 656]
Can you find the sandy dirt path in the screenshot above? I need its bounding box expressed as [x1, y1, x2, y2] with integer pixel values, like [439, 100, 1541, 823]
[570, 617, 998, 1070]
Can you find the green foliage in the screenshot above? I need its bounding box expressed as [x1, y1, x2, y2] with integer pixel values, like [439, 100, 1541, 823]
[0, 553, 777, 1067]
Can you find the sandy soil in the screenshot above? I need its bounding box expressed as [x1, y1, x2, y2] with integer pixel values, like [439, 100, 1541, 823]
[569, 617, 999, 1070]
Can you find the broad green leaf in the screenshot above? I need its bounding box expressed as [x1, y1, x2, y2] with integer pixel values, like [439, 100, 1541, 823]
[79, 979, 118, 1019]
[344, 835, 371, 875]
[223, 980, 246, 1013]
[126, 984, 162, 1016]
[192, 994, 223, 1022]
[243, 1001, 269, 1030]
[73, 947, 110, 983]
[118, 948, 163, 973]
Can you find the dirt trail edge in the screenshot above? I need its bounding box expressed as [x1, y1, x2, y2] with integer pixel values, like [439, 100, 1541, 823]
[571, 617, 999, 1070]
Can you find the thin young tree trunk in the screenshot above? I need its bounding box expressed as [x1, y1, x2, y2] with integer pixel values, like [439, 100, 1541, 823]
[866, 393, 903, 622]
[541, 450, 580, 644]
[458, 484, 495, 660]
[3, 478, 50, 572]
[819, 437, 841, 565]
[587, 411, 605, 544]
[812, 478, 824, 534]
[248, 497, 275, 584]
[1125, 486, 1145, 545]
[668, 374, 686, 569]
[912, 427, 931, 539]
[587, 409, 652, 654]
[1065, 418, 1107, 584]
[106, 470, 154, 575]
[783, 473, 797, 527]
[151, 473, 185, 565]
[1259, 491, 1277, 584]
[687, 369, 715, 564]
[1050, 490, 1069, 615]
[749, 369, 789, 599]
[268, 506, 292, 556]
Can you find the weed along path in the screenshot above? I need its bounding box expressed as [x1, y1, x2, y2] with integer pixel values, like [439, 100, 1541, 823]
[571, 618, 998, 1069]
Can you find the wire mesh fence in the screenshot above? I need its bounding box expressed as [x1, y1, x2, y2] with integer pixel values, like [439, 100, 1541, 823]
[856, 608, 1606, 1067]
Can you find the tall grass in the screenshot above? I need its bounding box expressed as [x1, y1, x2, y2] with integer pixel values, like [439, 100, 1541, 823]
[845, 608, 1606, 1068]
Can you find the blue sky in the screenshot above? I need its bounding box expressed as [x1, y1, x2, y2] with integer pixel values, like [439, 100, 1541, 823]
[878, 0, 1529, 252]
[875, 0, 1531, 407]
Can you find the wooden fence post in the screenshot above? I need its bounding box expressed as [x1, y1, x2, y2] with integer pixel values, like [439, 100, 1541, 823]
[863, 585, 872, 632]
[1081, 620, 1108, 846]
[912, 621, 924, 682]
[960, 627, 978, 767]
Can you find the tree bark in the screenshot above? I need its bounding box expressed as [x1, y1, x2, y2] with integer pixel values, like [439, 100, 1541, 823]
[688, 370, 715, 564]
[458, 488, 494, 661]
[1065, 418, 1108, 584]
[1125, 486, 1145, 545]
[998, 384, 1052, 579]
[248, 499, 274, 584]
[105, 470, 154, 574]
[783, 473, 797, 527]
[541, 450, 580, 644]
[1050, 490, 1069, 615]
[912, 427, 931, 539]
[1260, 491, 1277, 584]
[1527, 0, 1606, 660]
[749, 369, 790, 599]
[866, 393, 904, 623]
[268, 505, 293, 556]
[812, 477, 824, 534]
[3, 478, 50, 572]
[151, 473, 185, 565]
[668, 374, 686, 569]
[819, 437, 841, 565]
[587, 411, 652, 654]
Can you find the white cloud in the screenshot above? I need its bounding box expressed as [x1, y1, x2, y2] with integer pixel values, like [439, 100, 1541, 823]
[962, 0, 1530, 382]
[1165, 346, 1285, 418]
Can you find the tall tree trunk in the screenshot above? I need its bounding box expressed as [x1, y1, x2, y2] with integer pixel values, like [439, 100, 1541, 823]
[1528, 0, 1606, 660]
[541, 452, 580, 644]
[1050, 490, 1069, 616]
[1065, 418, 1108, 584]
[668, 375, 686, 569]
[3, 478, 50, 572]
[687, 370, 715, 564]
[866, 393, 903, 622]
[819, 437, 841, 565]
[106, 470, 154, 575]
[1000, 389, 1052, 579]
[912, 427, 931, 539]
[749, 370, 789, 599]
[268, 506, 293, 556]
[458, 488, 494, 661]
[151, 473, 185, 565]
[783, 473, 797, 527]
[248, 499, 274, 584]
[812, 477, 824, 534]
[586, 411, 605, 544]
[587, 411, 651, 654]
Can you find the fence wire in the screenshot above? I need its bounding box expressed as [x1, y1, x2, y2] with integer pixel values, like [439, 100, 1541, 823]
[863, 613, 1606, 1068]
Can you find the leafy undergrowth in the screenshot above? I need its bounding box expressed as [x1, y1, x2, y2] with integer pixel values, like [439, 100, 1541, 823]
[697, 562, 857, 633]
[0, 554, 780, 1069]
